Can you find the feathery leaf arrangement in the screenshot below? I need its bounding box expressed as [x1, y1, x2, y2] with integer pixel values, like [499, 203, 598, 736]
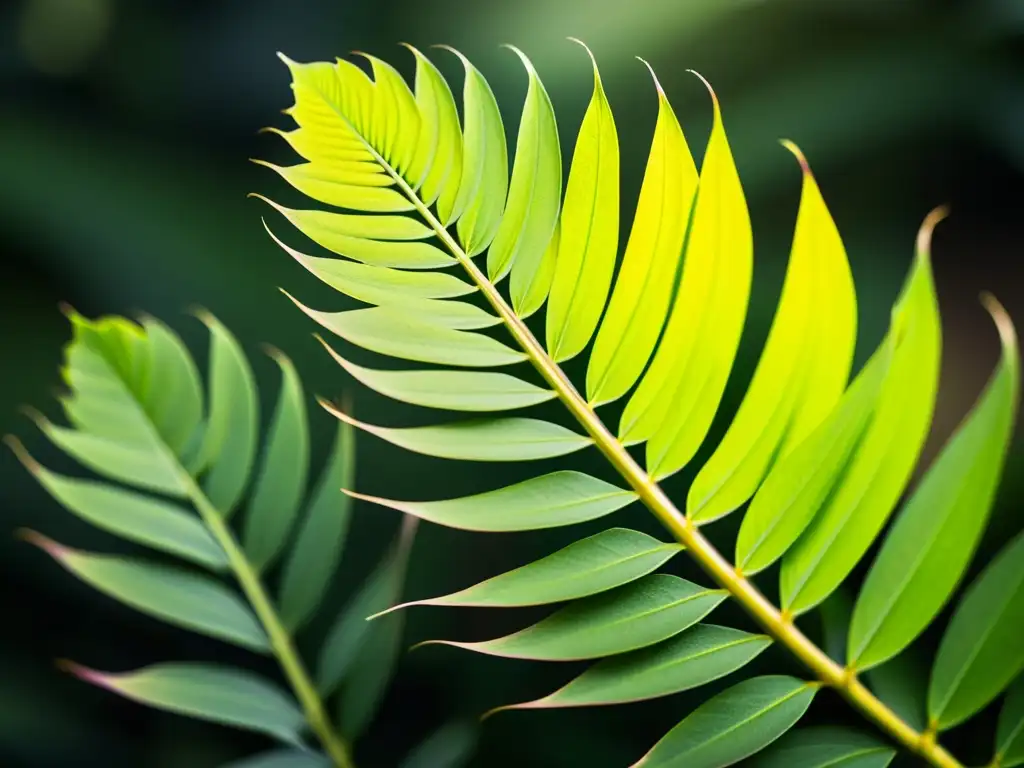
[7, 311, 470, 768]
[257, 41, 1021, 768]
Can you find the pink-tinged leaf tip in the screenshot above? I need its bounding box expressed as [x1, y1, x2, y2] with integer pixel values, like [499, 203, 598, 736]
[780, 139, 812, 177]
[635, 57, 664, 97]
[916, 205, 949, 261]
[17, 528, 71, 560]
[687, 69, 719, 108]
[57, 660, 120, 692]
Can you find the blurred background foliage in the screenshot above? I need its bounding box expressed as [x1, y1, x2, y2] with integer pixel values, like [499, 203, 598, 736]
[1, 0, 1023, 766]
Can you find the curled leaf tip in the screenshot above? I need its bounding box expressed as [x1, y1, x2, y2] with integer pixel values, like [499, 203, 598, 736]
[187, 306, 217, 327]
[687, 69, 719, 107]
[779, 139, 812, 177]
[501, 43, 535, 74]
[980, 291, 1018, 353]
[19, 404, 47, 427]
[635, 57, 664, 97]
[4, 434, 40, 474]
[916, 205, 949, 260]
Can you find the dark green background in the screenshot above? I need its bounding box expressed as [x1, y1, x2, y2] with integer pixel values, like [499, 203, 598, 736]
[2, 1, 1023, 766]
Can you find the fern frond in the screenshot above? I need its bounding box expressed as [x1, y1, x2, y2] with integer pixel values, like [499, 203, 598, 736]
[259, 41, 1021, 768]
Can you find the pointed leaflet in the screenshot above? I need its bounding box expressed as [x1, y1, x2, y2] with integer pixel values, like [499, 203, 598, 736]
[345, 471, 635, 532]
[244, 351, 310, 569]
[255, 196, 432, 240]
[279, 421, 355, 631]
[404, 45, 463, 215]
[735, 348, 888, 576]
[287, 299, 525, 368]
[497, 625, 770, 711]
[928, 530, 1024, 730]
[316, 517, 417, 697]
[421, 574, 725, 661]
[484, 46, 560, 310]
[256, 161, 413, 213]
[625, 74, 753, 479]
[359, 54, 422, 177]
[848, 297, 1019, 671]
[586, 62, 697, 406]
[688, 143, 856, 521]
[321, 340, 553, 412]
[751, 727, 896, 768]
[996, 677, 1024, 768]
[444, 48, 508, 256]
[25, 532, 267, 651]
[324, 406, 591, 462]
[634, 676, 816, 768]
[138, 315, 204, 460]
[780, 213, 944, 615]
[377, 528, 681, 613]
[399, 721, 477, 768]
[194, 311, 260, 514]
[64, 662, 304, 744]
[546, 39, 619, 363]
[11, 442, 225, 570]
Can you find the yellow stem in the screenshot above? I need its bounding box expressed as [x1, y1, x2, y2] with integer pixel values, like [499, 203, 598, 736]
[183, 474, 354, 768]
[385, 167, 962, 768]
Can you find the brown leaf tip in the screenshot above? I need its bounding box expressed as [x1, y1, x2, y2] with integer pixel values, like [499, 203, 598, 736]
[916, 205, 950, 260]
[4, 434, 41, 474]
[980, 292, 1018, 354]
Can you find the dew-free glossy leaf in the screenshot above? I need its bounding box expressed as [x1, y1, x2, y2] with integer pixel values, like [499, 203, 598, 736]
[848, 298, 1019, 671]
[379, 528, 680, 614]
[447, 48, 508, 256]
[586, 64, 697, 406]
[928, 531, 1024, 730]
[279, 421, 354, 631]
[13, 447, 225, 570]
[287, 299, 525, 368]
[27, 533, 267, 651]
[194, 312, 260, 514]
[139, 316, 204, 459]
[65, 662, 303, 744]
[735, 348, 888, 576]
[244, 351, 310, 569]
[256, 196, 431, 240]
[491, 47, 561, 311]
[499, 625, 770, 710]
[622, 76, 751, 482]
[255, 161, 414, 213]
[422, 574, 724, 661]
[996, 677, 1024, 767]
[320, 341, 553, 412]
[688, 144, 855, 521]
[325, 407, 591, 462]
[634, 676, 817, 768]
[751, 726, 896, 768]
[546, 40, 619, 363]
[780, 217, 943, 615]
[359, 54, 421, 176]
[346, 471, 635, 532]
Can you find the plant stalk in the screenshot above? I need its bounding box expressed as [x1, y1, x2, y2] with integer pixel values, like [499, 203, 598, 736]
[384, 167, 962, 768]
[182, 474, 354, 768]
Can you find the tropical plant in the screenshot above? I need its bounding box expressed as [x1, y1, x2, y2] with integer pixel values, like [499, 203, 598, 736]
[7, 310, 474, 768]
[254, 38, 1024, 768]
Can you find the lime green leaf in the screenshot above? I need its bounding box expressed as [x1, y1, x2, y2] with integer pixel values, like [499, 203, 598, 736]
[324, 407, 590, 462]
[848, 297, 1019, 671]
[399, 721, 477, 768]
[780, 212, 944, 615]
[420, 574, 724, 661]
[444, 47, 508, 256]
[287, 298, 524, 368]
[488, 46, 561, 310]
[516, 219, 560, 320]
[633, 676, 817, 768]
[224, 750, 330, 768]
[11, 442, 224, 570]
[377, 528, 680, 614]
[317, 517, 417, 696]
[254, 161, 413, 213]
[866, 651, 928, 732]
[194, 311, 260, 514]
[139, 316, 204, 460]
[496, 625, 769, 711]
[319, 341, 553, 412]
[376, 300, 499, 331]
[404, 45, 462, 214]
[735, 348, 889, 576]
[627, 75, 752, 479]
[263, 125, 373, 165]
[255, 196, 431, 240]
[996, 677, 1024, 767]
[545, 39, 619, 363]
[25, 532, 267, 651]
[279, 421, 354, 631]
[928, 530, 1024, 730]
[751, 726, 895, 768]
[244, 351, 310, 569]
[688, 143, 855, 520]
[586, 62, 697, 406]
[345, 471, 635, 532]
[63, 662, 303, 744]
[358, 54, 421, 177]
[266, 221, 475, 301]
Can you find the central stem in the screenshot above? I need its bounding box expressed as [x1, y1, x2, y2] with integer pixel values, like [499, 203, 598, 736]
[385, 167, 962, 768]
